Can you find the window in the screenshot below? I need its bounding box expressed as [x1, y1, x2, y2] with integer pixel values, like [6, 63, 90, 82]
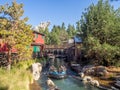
[33, 46, 40, 52]
[35, 34, 38, 38]
[42, 36, 44, 39]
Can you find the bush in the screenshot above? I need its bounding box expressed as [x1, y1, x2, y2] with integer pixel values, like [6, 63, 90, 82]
[0, 59, 35, 90]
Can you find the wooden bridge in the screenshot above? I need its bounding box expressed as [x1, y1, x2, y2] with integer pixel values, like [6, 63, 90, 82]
[44, 44, 75, 60]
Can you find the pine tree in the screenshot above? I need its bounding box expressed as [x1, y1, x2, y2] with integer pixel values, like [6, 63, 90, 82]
[67, 24, 76, 38]
[79, 0, 120, 66]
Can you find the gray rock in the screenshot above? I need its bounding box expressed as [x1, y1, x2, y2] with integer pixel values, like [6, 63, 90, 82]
[32, 63, 42, 80]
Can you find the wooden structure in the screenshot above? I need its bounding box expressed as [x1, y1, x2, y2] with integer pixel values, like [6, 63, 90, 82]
[0, 36, 17, 67]
[31, 31, 45, 58]
[0, 31, 45, 66]
[74, 36, 82, 62]
[44, 44, 75, 60]
[44, 37, 82, 62]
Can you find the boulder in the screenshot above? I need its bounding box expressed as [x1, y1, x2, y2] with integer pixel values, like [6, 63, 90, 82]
[95, 66, 109, 76]
[46, 78, 56, 88]
[83, 76, 92, 82]
[82, 66, 109, 76]
[32, 62, 42, 80]
[46, 78, 59, 90]
[79, 72, 84, 78]
[90, 80, 99, 87]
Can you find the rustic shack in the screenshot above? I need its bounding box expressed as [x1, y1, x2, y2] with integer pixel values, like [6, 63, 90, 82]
[31, 31, 45, 58]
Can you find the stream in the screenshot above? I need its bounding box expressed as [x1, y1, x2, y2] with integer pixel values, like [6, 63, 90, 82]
[37, 57, 102, 90]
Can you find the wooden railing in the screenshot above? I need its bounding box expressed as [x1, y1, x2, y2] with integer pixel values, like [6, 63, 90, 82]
[45, 44, 74, 49]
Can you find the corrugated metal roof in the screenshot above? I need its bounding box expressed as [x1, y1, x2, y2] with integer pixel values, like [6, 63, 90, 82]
[74, 36, 82, 43]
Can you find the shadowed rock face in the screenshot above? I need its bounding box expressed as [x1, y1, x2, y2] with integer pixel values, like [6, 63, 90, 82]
[82, 65, 109, 77]
[32, 63, 42, 80]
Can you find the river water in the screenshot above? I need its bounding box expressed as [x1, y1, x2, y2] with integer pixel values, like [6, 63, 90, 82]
[38, 74, 101, 90]
[38, 57, 101, 90]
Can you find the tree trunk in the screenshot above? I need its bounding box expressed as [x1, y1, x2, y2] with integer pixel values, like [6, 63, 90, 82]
[7, 49, 11, 70]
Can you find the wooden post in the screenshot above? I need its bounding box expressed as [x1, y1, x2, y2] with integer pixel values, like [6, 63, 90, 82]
[7, 50, 11, 70]
[74, 41, 77, 61]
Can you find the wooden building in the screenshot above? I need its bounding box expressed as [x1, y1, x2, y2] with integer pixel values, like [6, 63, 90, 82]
[0, 31, 45, 66]
[65, 36, 82, 62]
[31, 31, 45, 58]
[74, 36, 82, 62]
[43, 36, 82, 62]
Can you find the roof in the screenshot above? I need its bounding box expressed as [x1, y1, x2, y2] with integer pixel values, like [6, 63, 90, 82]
[31, 43, 44, 46]
[74, 36, 82, 43]
[33, 31, 45, 36]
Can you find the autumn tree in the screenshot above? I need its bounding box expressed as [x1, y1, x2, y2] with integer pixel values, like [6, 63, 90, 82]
[0, 1, 33, 69]
[79, 0, 120, 66]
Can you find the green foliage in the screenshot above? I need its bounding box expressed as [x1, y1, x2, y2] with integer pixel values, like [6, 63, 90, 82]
[79, 0, 120, 66]
[44, 28, 50, 45]
[36, 20, 80, 45]
[13, 59, 35, 69]
[0, 1, 33, 61]
[38, 22, 77, 45]
[0, 60, 35, 90]
[50, 24, 69, 45]
[50, 25, 61, 45]
[67, 24, 76, 38]
[49, 30, 61, 45]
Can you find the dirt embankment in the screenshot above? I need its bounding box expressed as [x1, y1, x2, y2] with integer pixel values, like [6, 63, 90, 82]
[29, 80, 42, 90]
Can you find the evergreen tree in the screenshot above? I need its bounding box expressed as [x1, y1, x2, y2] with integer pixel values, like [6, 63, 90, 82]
[60, 23, 68, 43]
[67, 24, 76, 38]
[44, 27, 50, 45]
[49, 31, 60, 45]
[79, 0, 120, 66]
[50, 25, 61, 45]
[50, 23, 69, 45]
[61, 22, 66, 30]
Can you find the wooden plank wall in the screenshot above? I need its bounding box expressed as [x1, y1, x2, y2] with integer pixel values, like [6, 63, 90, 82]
[0, 53, 18, 67]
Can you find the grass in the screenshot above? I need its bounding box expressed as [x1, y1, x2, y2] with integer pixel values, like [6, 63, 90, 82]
[0, 59, 36, 90]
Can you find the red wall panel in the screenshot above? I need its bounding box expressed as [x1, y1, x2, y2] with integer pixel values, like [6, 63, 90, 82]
[33, 33, 44, 44]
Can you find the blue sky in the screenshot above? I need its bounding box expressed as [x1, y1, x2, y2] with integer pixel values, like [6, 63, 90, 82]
[0, 0, 120, 30]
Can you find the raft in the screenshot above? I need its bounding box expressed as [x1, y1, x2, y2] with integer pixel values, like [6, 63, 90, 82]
[47, 71, 67, 79]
